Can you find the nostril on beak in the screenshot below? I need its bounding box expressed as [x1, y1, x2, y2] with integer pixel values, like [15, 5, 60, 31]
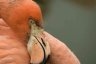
[33, 36, 47, 64]
[41, 38, 46, 47]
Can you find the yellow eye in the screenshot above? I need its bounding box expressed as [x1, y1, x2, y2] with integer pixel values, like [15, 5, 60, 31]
[28, 18, 37, 29]
[29, 19, 36, 25]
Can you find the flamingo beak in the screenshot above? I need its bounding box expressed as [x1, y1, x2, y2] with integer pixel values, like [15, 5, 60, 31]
[27, 19, 50, 64]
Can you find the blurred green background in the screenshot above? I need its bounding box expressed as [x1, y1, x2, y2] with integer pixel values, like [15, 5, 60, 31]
[35, 0, 96, 64]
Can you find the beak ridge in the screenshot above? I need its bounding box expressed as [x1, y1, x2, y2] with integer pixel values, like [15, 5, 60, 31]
[27, 19, 50, 64]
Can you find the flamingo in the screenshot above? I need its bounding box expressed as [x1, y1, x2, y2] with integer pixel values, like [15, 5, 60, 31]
[0, 0, 80, 64]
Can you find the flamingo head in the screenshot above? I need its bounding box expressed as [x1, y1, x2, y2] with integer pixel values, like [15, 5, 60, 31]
[0, 0, 43, 42]
[0, 0, 50, 64]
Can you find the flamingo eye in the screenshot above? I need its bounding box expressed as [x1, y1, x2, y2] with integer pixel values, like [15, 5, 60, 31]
[29, 19, 36, 25]
[28, 18, 36, 29]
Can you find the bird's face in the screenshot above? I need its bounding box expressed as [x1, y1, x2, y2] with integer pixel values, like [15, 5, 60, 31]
[0, 0, 50, 63]
[0, 0, 43, 42]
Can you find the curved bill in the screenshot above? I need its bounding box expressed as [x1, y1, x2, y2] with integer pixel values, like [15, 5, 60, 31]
[27, 19, 50, 64]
